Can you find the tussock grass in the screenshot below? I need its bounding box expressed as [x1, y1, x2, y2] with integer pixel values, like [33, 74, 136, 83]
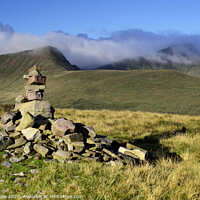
[0, 108, 200, 199]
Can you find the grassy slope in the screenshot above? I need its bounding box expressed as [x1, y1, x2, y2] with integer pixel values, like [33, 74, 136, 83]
[1, 70, 200, 115]
[97, 57, 200, 76]
[0, 108, 200, 199]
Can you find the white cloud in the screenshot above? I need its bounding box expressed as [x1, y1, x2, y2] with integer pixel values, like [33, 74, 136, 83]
[1, 22, 200, 69]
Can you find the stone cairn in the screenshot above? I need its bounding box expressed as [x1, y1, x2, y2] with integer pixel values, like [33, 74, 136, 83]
[0, 65, 148, 165]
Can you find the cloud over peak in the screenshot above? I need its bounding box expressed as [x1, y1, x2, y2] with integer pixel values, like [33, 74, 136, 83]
[1, 22, 200, 69]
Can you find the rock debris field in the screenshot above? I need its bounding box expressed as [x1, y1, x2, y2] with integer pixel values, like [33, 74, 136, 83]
[0, 65, 148, 167]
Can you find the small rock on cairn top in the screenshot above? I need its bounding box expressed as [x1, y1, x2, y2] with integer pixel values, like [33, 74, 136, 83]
[0, 65, 148, 166]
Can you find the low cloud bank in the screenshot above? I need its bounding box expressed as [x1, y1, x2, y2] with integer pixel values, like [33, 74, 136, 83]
[1, 22, 200, 69]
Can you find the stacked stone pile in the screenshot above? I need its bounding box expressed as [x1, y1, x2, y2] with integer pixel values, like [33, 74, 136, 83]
[0, 66, 148, 166]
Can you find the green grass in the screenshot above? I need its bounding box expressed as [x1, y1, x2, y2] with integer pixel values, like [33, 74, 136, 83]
[0, 108, 200, 199]
[1, 69, 200, 115]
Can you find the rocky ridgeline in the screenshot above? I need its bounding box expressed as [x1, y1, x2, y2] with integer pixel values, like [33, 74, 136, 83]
[0, 65, 148, 166]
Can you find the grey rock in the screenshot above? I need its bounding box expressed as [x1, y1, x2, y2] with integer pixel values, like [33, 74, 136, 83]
[63, 133, 83, 143]
[30, 169, 38, 174]
[52, 150, 72, 160]
[9, 156, 25, 163]
[85, 126, 96, 138]
[9, 132, 22, 139]
[33, 144, 49, 157]
[52, 118, 75, 136]
[24, 142, 32, 155]
[22, 127, 40, 140]
[1, 112, 17, 124]
[15, 112, 35, 132]
[67, 143, 74, 151]
[3, 152, 11, 159]
[2, 161, 12, 168]
[7, 137, 26, 149]
[6, 124, 16, 132]
[12, 172, 25, 177]
[0, 135, 13, 151]
[14, 177, 22, 183]
[18, 100, 52, 118]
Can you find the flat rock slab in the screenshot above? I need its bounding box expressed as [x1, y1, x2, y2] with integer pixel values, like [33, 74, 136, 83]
[15, 112, 35, 131]
[118, 146, 147, 161]
[63, 133, 83, 143]
[85, 126, 96, 138]
[24, 142, 32, 154]
[22, 127, 40, 140]
[18, 100, 52, 118]
[7, 137, 26, 149]
[52, 150, 72, 160]
[52, 118, 75, 136]
[28, 75, 46, 85]
[33, 144, 48, 157]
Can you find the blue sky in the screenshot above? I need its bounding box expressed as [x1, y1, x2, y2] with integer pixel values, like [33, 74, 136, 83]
[1, 0, 200, 68]
[1, 0, 200, 38]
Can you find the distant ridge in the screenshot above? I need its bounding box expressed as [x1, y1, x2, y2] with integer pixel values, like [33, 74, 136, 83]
[96, 44, 200, 76]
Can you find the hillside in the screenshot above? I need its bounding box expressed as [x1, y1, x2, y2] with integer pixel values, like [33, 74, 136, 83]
[0, 46, 79, 101]
[1, 69, 200, 115]
[0, 46, 79, 77]
[97, 44, 200, 76]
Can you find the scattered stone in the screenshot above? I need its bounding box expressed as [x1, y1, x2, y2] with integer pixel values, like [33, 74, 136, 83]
[118, 146, 147, 161]
[30, 169, 38, 174]
[9, 156, 25, 163]
[2, 161, 12, 168]
[12, 172, 25, 177]
[14, 177, 22, 183]
[108, 160, 124, 167]
[2, 189, 8, 193]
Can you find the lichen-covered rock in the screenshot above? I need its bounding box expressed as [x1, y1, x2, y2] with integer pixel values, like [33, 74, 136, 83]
[1, 112, 17, 124]
[21, 127, 40, 140]
[63, 133, 83, 143]
[0, 135, 13, 151]
[24, 142, 32, 155]
[33, 144, 48, 157]
[18, 100, 52, 118]
[52, 150, 72, 160]
[51, 118, 75, 136]
[15, 112, 34, 131]
[85, 126, 96, 138]
[7, 137, 26, 149]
